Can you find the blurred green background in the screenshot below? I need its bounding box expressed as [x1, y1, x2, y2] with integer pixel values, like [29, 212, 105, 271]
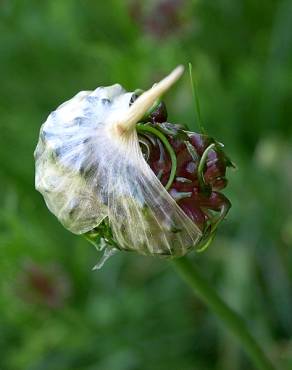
[1, 0, 292, 369]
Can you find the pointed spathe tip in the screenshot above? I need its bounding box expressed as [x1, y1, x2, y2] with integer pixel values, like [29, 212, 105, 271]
[114, 65, 185, 134]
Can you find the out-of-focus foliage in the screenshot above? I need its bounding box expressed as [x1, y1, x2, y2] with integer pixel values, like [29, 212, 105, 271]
[0, 0, 292, 369]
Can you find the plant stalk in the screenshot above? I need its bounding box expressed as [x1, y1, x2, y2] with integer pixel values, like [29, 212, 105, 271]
[171, 257, 276, 370]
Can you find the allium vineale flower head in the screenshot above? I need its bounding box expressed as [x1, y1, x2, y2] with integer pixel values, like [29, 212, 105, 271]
[34, 66, 233, 268]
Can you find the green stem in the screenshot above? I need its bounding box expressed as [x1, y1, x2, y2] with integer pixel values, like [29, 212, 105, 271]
[171, 257, 276, 370]
[188, 62, 205, 134]
[197, 143, 215, 189]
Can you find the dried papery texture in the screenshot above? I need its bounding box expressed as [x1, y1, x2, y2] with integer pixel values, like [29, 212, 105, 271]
[35, 67, 203, 256]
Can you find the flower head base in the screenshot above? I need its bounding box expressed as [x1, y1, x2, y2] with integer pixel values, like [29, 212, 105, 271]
[35, 66, 232, 265]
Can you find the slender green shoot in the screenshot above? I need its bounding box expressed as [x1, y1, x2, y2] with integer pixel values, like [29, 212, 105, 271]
[197, 143, 216, 189]
[188, 62, 205, 134]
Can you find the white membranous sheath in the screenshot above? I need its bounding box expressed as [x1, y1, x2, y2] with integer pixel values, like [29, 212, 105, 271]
[35, 66, 204, 258]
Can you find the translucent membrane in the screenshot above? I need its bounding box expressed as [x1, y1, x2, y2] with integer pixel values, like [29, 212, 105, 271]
[35, 67, 202, 256]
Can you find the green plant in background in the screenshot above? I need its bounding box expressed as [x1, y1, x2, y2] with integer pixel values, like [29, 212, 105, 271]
[1, 1, 292, 369]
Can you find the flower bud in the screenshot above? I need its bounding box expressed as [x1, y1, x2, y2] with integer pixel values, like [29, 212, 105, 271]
[34, 66, 232, 263]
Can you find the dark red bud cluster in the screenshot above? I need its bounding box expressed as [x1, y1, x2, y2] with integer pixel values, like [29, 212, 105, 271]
[129, 0, 186, 38]
[138, 102, 232, 236]
[16, 261, 71, 309]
